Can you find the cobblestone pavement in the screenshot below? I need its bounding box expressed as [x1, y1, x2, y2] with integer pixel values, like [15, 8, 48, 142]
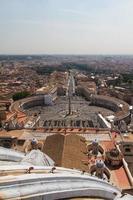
[26, 96, 114, 128]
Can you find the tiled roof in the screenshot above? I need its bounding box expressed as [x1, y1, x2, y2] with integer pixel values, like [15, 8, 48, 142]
[43, 133, 88, 171]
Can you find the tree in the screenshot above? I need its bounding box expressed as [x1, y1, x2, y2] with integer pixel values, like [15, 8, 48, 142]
[12, 91, 30, 101]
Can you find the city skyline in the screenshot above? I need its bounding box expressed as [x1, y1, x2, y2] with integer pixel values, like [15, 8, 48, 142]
[0, 0, 133, 54]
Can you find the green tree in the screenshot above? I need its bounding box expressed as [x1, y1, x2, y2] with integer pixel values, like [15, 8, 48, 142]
[12, 91, 31, 101]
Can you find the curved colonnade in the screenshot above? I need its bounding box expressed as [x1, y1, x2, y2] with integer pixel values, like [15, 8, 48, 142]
[10, 95, 50, 113]
[77, 86, 131, 124]
[9, 89, 130, 127]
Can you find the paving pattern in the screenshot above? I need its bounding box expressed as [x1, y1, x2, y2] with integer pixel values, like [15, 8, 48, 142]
[26, 96, 114, 128]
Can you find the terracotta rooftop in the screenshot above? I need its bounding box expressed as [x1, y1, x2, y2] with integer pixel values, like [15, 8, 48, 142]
[101, 141, 131, 189]
[119, 142, 133, 177]
[43, 133, 88, 171]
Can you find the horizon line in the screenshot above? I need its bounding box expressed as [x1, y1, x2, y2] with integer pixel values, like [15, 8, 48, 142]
[1, 53, 133, 56]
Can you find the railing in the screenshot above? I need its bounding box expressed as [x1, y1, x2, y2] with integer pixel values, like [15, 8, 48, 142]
[0, 171, 122, 200]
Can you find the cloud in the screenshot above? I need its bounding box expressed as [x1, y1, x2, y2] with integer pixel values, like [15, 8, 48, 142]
[60, 9, 89, 17]
[0, 19, 44, 25]
[16, 19, 44, 24]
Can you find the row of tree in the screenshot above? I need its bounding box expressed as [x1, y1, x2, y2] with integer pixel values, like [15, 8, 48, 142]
[12, 91, 31, 101]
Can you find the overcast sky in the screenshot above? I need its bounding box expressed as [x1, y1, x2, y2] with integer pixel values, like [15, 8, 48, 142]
[0, 0, 133, 54]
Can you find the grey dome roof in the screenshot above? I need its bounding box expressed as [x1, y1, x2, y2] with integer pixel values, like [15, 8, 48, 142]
[21, 149, 55, 166]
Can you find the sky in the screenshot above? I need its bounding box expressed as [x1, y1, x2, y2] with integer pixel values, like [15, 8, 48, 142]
[0, 0, 133, 54]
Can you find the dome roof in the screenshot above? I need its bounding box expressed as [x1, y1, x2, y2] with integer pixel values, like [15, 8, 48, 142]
[21, 149, 55, 166]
